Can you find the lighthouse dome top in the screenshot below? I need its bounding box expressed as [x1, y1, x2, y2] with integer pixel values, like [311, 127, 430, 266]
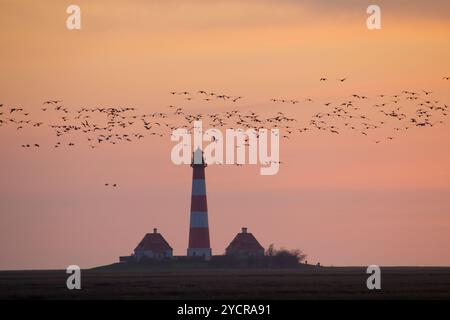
[191, 147, 207, 167]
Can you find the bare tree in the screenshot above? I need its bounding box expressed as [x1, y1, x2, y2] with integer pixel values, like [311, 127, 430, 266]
[266, 245, 308, 266]
[266, 243, 275, 257]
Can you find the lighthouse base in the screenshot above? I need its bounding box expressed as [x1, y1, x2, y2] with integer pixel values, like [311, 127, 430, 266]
[187, 248, 212, 260]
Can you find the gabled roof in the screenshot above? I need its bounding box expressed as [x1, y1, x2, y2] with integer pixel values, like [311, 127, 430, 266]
[226, 228, 264, 252]
[134, 229, 172, 253]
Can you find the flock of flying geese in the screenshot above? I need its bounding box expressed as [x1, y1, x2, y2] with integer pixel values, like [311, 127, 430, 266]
[169, 90, 244, 103]
[1, 76, 449, 185]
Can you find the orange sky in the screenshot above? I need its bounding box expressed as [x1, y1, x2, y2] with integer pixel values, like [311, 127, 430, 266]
[1, 0, 450, 269]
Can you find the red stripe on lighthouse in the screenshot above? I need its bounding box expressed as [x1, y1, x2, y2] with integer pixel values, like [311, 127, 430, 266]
[188, 228, 211, 248]
[190, 195, 208, 212]
[193, 169, 205, 179]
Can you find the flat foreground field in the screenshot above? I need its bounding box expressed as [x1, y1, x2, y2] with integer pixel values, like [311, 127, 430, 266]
[1, 267, 449, 299]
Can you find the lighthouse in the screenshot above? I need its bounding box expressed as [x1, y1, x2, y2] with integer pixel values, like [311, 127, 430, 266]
[187, 148, 212, 260]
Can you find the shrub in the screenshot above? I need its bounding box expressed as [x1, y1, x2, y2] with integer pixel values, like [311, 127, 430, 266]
[266, 244, 307, 267]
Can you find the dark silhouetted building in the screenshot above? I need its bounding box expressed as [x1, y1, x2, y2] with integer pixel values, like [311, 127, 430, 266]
[225, 227, 264, 257]
[133, 228, 173, 261]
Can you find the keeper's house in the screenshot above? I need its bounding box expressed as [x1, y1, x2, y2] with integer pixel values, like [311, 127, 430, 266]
[120, 228, 173, 262]
[225, 227, 264, 257]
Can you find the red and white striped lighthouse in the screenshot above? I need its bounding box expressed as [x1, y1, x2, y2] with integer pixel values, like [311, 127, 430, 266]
[187, 148, 212, 259]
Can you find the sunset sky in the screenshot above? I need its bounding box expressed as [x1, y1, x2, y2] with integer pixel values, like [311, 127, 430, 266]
[1, 0, 450, 270]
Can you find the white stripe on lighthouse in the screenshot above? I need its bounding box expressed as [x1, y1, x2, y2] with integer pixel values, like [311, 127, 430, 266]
[192, 179, 206, 195]
[190, 211, 209, 227]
